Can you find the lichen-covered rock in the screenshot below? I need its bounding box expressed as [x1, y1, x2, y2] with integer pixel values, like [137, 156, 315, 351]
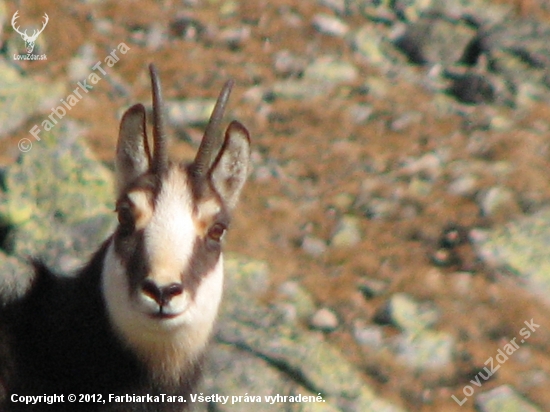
[352, 25, 392, 67]
[0, 121, 115, 273]
[376, 293, 440, 333]
[331, 215, 362, 248]
[472, 208, 550, 307]
[0, 59, 66, 138]
[390, 330, 455, 370]
[394, 17, 476, 65]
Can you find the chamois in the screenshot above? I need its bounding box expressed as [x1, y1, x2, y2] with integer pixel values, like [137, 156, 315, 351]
[0, 64, 250, 411]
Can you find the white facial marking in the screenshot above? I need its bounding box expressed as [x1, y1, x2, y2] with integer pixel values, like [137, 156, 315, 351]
[127, 190, 153, 230]
[198, 199, 221, 220]
[144, 169, 195, 287]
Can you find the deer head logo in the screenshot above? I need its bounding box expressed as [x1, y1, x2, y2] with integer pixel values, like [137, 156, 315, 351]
[11, 10, 49, 54]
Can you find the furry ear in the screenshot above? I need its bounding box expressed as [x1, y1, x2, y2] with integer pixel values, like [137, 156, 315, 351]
[115, 104, 151, 196]
[209, 121, 251, 211]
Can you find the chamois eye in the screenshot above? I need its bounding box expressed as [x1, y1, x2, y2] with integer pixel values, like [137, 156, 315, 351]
[207, 223, 226, 242]
[116, 200, 134, 229]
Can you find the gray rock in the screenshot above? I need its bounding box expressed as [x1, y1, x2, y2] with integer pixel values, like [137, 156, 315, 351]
[390, 111, 423, 132]
[357, 277, 389, 299]
[393, 16, 476, 65]
[218, 26, 251, 48]
[353, 322, 384, 349]
[359, 197, 401, 221]
[145, 22, 167, 50]
[447, 174, 480, 198]
[93, 18, 113, 36]
[478, 185, 521, 220]
[472, 208, 550, 307]
[376, 293, 440, 333]
[475, 385, 542, 412]
[312, 13, 350, 37]
[370, 293, 453, 372]
[390, 330, 455, 371]
[398, 152, 443, 181]
[445, 70, 496, 104]
[352, 25, 389, 67]
[302, 235, 328, 257]
[304, 56, 358, 84]
[347, 103, 374, 125]
[331, 215, 362, 248]
[310, 307, 339, 332]
[273, 50, 308, 77]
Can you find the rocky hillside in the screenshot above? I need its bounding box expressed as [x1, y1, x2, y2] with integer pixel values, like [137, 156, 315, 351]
[1, 0, 550, 411]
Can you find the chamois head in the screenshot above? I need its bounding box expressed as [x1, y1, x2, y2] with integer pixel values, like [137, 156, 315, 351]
[101, 65, 250, 378]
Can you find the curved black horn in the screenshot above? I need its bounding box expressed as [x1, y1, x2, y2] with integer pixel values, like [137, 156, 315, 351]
[192, 79, 235, 178]
[149, 64, 168, 174]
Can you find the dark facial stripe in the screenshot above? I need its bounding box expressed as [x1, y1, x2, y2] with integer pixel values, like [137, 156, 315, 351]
[181, 235, 223, 301]
[113, 228, 150, 294]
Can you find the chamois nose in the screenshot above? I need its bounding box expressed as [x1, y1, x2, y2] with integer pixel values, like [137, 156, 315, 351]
[141, 280, 184, 306]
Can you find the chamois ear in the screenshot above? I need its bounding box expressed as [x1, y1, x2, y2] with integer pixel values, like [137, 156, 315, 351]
[116, 104, 151, 196]
[209, 121, 250, 211]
